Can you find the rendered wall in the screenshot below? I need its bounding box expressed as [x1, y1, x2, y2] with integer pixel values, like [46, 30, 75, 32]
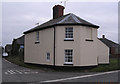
[24, 25, 109, 66]
[24, 28, 54, 65]
[97, 39, 109, 64]
[55, 26, 98, 66]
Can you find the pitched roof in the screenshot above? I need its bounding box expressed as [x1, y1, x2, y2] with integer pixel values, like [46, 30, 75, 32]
[16, 35, 24, 45]
[99, 38, 119, 47]
[12, 35, 24, 45]
[24, 13, 99, 34]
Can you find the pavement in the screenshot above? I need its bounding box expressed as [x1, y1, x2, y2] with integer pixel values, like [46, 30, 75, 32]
[2, 58, 119, 83]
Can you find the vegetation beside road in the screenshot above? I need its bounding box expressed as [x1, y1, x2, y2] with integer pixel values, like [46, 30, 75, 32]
[3, 55, 54, 71]
[89, 58, 120, 72]
[3, 55, 120, 72]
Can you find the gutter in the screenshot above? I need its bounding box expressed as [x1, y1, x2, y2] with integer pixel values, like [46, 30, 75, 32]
[24, 23, 99, 34]
[53, 26, 56, 66]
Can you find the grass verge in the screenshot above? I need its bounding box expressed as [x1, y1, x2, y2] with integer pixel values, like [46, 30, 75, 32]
[3, 55, 120, 72]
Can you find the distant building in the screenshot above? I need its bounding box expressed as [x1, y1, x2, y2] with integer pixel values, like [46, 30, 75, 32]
[5, 44, 12, 55]
[2, 47, 4, 54]
[12, 35, 24, 56]
[0, 46, 4, 54]
[24, 5, 109, 66]
[99, 35, 120, 58]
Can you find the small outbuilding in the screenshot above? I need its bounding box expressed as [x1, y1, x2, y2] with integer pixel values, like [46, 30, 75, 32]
[12, 35, 24, 56]
[99, 35, 120, 58]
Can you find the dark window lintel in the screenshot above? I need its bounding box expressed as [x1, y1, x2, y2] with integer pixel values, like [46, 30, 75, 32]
[85, 39, 93, 42]
[64, 39, 74, 41]
[35, 41, 40, 44]
[64, 63, 73, 65]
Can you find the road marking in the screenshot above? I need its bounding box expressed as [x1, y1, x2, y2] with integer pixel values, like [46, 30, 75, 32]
[24, 71, 38, 74]
[40, 70, 119, 83]
[24, 72, 29, 74]
[7, 70, 14, 74]
[5, 72, 8, 75]
[4, 70, 39, 75]
[34, 72, 38, 74]
[9, 70, 16, 74]
[15, 70, 23, 74]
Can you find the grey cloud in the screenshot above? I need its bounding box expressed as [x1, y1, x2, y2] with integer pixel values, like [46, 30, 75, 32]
[2, 2, 118, 46]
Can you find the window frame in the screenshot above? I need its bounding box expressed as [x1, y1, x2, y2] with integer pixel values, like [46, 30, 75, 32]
[85, 28, 93, 42]
[64, 27, 73, 40]
[46, 52, 50, 61]
[36, 31, 39, 41]
[64, 49, 73, 64]
[35, 31, 40, 44]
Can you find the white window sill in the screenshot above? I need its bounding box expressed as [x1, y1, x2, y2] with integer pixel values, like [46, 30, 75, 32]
[46, 60, 50, 62]
[35, 41, 40, 44]
[64, 38, 74, 41]
[64, 62, 73, 65]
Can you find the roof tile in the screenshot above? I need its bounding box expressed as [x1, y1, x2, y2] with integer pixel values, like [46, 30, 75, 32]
[24, 13, 99, 34]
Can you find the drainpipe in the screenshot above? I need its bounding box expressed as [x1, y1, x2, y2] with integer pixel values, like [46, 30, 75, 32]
[53, 26, 56, 66]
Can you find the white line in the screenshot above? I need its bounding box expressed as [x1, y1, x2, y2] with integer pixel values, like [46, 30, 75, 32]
[7, 70, 14, 74]
[40, 70, 119, 83]
[15, 70, 22, 74]
[5, 72, 8, 75]
[9, 70, 16, 74]
[31, 71, 39, 74]
[24, 72, 29, 74]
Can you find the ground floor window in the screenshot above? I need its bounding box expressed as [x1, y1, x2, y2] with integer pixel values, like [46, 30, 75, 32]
[46, 52, 50, 61]
[65, 49, 73, 64]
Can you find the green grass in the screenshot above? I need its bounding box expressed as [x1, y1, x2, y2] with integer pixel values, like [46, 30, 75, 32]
[3, 55, 120, 72]
[89, 58, 120, 72]
[3, 55, 54, 71]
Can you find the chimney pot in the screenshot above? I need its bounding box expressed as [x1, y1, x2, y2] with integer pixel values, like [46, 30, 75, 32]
[53, 5, 65, 19]
[102, 35, 105, 38]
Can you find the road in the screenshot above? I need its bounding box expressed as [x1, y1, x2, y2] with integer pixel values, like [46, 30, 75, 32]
[2, 58, 119, 83]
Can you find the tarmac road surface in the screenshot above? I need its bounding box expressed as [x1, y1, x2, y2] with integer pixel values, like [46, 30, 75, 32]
[2, 58, 119, 83]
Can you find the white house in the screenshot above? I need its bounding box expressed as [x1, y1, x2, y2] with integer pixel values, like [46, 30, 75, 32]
[24, 5, 109, 66]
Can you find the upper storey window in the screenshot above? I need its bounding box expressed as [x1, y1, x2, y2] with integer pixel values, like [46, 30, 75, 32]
[36, 31, 39, 41]
[85, 28, 93, 42]
[65, 27, 73, 41]
[35, 31, 40, 44]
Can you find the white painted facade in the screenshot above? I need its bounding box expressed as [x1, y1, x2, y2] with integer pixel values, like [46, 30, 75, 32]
[24, 25, 109, 66]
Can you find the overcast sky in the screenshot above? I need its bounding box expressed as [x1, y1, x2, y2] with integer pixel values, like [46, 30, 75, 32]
[2, 1, 118, 47]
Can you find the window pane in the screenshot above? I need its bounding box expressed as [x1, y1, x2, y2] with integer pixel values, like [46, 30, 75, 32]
[36, 32, 39, 41]
[47, 52, 50, 61]
[65, 49, 73, 63]
[65, 27, 73, 39]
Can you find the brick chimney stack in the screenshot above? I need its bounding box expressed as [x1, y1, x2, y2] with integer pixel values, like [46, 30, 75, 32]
[53, 5, 65, 19]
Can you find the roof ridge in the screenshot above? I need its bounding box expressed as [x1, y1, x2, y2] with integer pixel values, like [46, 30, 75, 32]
[24, 13, 99, 34]
[38, 13, 70, 25]
[99, 38, 119, 46]
[70, 13, 81, 23]
[57, 13, 71, 24]
[105, 38, 119, 45]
